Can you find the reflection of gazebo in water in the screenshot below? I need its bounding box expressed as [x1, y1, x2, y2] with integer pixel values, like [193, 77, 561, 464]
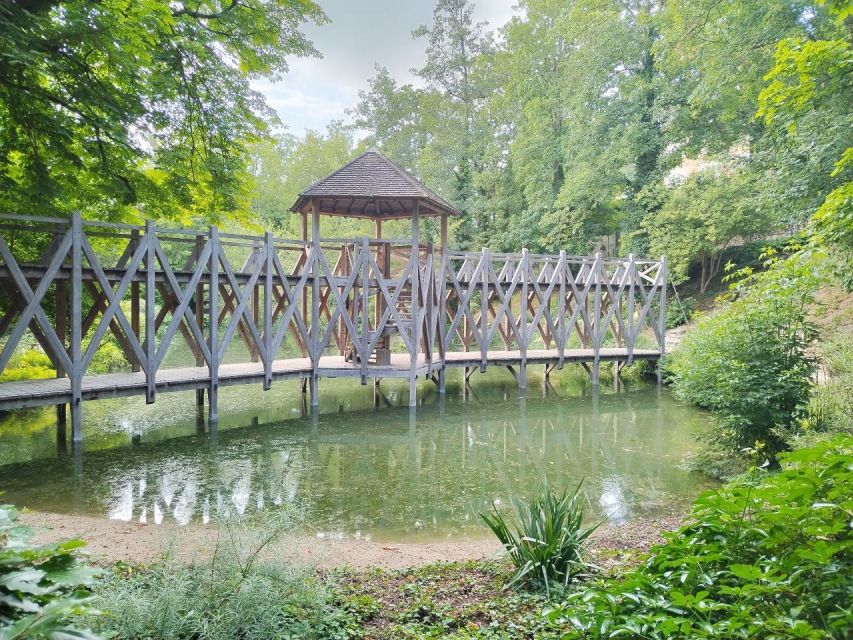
[290, 149, 458, 378]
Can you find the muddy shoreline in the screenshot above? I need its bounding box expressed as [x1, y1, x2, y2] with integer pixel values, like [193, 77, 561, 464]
[23, 510, 683, 570]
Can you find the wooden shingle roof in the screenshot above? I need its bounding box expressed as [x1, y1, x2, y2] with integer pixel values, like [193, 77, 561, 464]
[290, 149, 460, 219]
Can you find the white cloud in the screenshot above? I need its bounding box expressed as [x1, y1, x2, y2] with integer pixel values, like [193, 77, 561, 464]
[256, 0, 521, 136]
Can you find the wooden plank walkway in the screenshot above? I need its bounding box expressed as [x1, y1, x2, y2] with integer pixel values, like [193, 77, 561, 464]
[0, 348, 658, 411]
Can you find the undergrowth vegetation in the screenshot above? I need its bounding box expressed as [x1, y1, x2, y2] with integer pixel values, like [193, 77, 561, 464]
[0, 503, 99, 639]
[665, 249, 820, 469]
[546, 435, 853, 640]
[87, 513, 360, 640]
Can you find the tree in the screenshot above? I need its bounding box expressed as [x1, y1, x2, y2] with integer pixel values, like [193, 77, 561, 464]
[757, 2, 853, 252]
[646, 169, 770, 293]
[0, 0, 326, 223]
[412, 0, 495, 245]
[249, 122, 366, 236]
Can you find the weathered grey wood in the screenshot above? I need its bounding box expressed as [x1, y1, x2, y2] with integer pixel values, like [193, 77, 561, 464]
[263, 232, 273, 390]
[519, 248, 529, 389]
[0, 214, 667, 436]
[409, 201, 420, 407]
[70, 212, 83, 441]
[592, 252, 602, 386]
[145, 221, 156, 404]
[208, 226, 220, 423]
[310, 200, 320, 406]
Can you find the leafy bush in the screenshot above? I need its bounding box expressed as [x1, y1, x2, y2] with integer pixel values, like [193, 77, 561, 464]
[665, 255, 818, 459]
[481, 482, 599, 595]
[665, 296, 695, 329]
[89, 514, 361, 640]
[0, 350, 55, 383]
[546, 436, 853, 639]
[0, 503, 100, 639]
[88, 342, 128, 375]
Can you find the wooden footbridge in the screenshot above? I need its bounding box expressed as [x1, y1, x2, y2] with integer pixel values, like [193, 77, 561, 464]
[0, 151, 666, 441]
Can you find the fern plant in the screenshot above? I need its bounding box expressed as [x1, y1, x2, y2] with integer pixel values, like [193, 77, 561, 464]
[481, 481, 600, 595]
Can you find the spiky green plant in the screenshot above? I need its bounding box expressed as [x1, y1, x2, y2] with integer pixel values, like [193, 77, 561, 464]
[480, 481, 600, 595]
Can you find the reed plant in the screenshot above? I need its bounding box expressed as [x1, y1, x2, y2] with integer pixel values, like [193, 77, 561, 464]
[481, 481, 600, 595]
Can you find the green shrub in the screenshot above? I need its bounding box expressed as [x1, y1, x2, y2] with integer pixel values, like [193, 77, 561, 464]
[89, 514, 361, 640]
[546, 436, 853, 639]
[88, 341, 128, 375]
[665, 257, 817, 459]
[665, 296, 695, 329]
[481, 482, 600, 596]
[0, 503, 100, 639]
[0, 350, 55, 383]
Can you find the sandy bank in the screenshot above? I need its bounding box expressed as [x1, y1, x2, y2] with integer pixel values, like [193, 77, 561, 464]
[22, 510, 683, 570]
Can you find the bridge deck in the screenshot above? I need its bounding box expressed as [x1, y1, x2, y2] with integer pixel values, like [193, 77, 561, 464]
[0, 348, 659, 411]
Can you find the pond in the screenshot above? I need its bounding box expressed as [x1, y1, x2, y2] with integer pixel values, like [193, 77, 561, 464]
[0, 368, 714, 542]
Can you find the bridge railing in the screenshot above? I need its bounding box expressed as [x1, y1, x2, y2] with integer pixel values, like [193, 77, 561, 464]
[0, 213, 665, 438]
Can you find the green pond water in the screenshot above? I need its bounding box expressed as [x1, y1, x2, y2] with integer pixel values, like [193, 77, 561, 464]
[0, 369, 715, 542]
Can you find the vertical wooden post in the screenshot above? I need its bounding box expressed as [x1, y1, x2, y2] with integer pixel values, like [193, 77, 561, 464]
[360, 236, 369, 383]
[194, 233, 205, 406]
[519, 248, 529, 389]
[658, 256, 667, 355]
[627, 254, 635, 365]
[409, 202, 420, 407]
[144, 220, 156, 404]
[55, 277, 67, 428]
[480, 247, 488, 372]
[592, 252, 602, 386]
[557, 250, 566, 369]
[69, 212, 83, 441]
[374, 219, 383, 332]
[301, 210, 309, 358]
[438, 214, 448, 394]
[208, 225, 220, 424]
[310, 200, 320, 407]
[130, 229, 141, 373]
[263, 231, 273, 390]
[657, 256, 667, 385]
[251, 240, 260, 363]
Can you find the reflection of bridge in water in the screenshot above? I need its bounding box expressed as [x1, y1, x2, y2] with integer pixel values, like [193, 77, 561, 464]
[0, 152, 667, 441]
[0, 387, 709, 539]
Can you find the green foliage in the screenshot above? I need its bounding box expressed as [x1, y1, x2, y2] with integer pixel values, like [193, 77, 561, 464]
[0, 350, 54, 383]
[480, 482, 599, 596]
[666, 296, 695, 330]
[87, 342, 128, 376]
[250, 122, 363, 232]
[546, 436, 853, 639]
[757, 11, 852, 250]
[799, 332, 853, 443]
[0, 503, 100, 639]
[646, 170, 773, 293]
[89, 514, 360, 640]
[0, 0, 326, 223]
[666, 252, 819, 458]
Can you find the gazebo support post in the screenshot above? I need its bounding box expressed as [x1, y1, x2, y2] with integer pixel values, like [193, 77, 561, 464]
[301, 211, 309, 358]
[437, 213, 448, 394]
[310, 200, 320, 407]
[409, 201, 420, 407]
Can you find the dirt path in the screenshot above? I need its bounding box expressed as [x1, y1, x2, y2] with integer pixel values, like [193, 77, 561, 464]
[22, 510, 682, 570]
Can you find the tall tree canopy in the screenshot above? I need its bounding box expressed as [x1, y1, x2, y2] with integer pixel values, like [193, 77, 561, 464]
[0, 0, 326, 223]
[348, 0, 846, 267]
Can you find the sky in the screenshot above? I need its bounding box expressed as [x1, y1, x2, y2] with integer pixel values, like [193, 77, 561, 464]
[253, 0, 520, 137]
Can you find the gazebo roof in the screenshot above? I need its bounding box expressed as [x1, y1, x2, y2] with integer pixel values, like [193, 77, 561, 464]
[290, 149, 460, 219]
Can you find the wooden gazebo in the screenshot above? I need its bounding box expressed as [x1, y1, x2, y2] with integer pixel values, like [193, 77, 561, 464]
[290, 149, 460, 374]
